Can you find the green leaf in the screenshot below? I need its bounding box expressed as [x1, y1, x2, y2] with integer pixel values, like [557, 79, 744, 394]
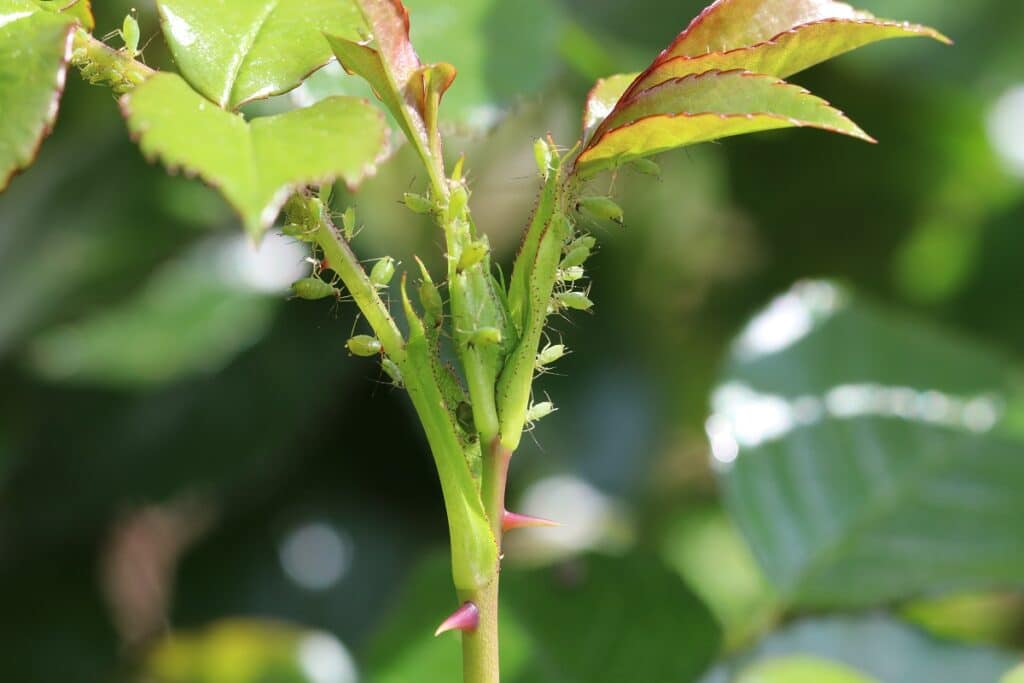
[122, 73, 388, 238]
[582, 73, 636, 139]
[366, 553, 721, 683]
[155, 0, 366, 110]
[711, 280, 1024, 606]
[0, 0, 74, 191]
[701, 615, 1020, 683]
[1003, 665, 1024, 683]
[736, 656, 880, 683]
[33, 0, 93, 30]
[576, 70, 870, 176]
[627, 19, 949, 96]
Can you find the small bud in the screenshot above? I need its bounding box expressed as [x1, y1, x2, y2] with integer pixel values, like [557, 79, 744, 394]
[458, 239, 488, 272]
[577, 196, 624, 225]
[628, 158, 661, 177]
[560, 245, 591, 269]
[535, 343, 568, 369]
[370, 257, 396, 288]
[526, 400, 556, 423]
[556, 291, 594, 312]
[502, 510, 560, 532]
[434, 602, 479, 637]
[347, 335, 382, 357]
[291, 277, 339, 300]
[557, 266, 585, 283]
[470, 326, 502, 347]
[403, 192, 434, 215]
[533, 138, 552, 179]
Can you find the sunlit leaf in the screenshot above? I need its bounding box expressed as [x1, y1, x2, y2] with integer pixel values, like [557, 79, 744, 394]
[711, 280, 1024, 606]
[33, 0, 93, 29]
[576, 70, 870, 176]
[735, 656, 880, 683]
[0, 0, 74, 191]
[702, 615, 1020, 683]
[122, 73, 388, 237]
[582, 72, 636, 139]
[155, 0, 366, 110]
[1003, 664, 1024, 683]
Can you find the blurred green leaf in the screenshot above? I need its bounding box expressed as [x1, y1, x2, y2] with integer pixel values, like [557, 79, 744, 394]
[33, 0, 94, 29]
[713, 281, 1024, 606]
[577, 70, 870, 176]
[145, 619, 357, 683]
[0, 0, 74, 191]
[27, 238, 281, 387]
[155, 0, 365, 110]
[123, 73, 388, 237]
[701, 615, 1020, 683]
[366, 552, 721, 683]
[1003, 664, 1024, 683]
[735, 656, 880, 683]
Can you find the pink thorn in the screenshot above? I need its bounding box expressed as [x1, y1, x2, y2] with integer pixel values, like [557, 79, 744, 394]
[502, 509, 560, 532]
[434, 601, 479, 637]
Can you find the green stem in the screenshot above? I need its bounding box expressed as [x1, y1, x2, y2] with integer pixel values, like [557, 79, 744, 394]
[459, 577, 501, 683]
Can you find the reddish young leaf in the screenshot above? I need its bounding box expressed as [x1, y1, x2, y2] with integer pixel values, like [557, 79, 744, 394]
[577, 70, 871, 176]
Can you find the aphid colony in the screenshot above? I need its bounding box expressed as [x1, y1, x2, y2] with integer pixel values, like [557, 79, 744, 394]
[282, 139, 624, 427]
[73, 9, 148, 93]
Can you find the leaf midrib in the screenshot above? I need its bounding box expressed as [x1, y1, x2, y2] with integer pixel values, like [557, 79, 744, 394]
[221, 0, 279, 108]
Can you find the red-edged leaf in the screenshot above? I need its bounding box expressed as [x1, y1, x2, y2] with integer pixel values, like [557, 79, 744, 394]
[582, 73, 637, 140]
[357, 0, 420, 86]
[628, 18, 949, 96]
[0, 1, 74, 191]
[576, 70, 871, 177]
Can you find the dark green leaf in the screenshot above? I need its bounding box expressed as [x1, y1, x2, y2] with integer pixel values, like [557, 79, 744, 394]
[712, 281, 1024, 606]
[122, 73, 388, 237]
[701, 615, 1020, 683]
[0, 0, 74, 191]
[155, 0, 366, 109]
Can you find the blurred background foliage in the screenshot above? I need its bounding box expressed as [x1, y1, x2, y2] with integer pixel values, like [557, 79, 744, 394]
[1, 0, 1023, 681]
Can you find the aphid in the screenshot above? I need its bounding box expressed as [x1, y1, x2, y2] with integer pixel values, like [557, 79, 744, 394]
[628, 158, 662, 177]
[469, 326, 502, 348]
[370, 257, 396, 288]
[535, 343, 567, 369]
[403, 192, 434, 215]
[381, 357, 403, 387]
[456, 401, 475, 434]
[566, 234, 596, 253]
[525, 400, 556, 424]
[557, 266, 585, 283]
[556, 290, 594, 311]
[121, 9, 140, 57]
[341, 206, 359, 241]
[560, 245, 591, 269]
[291, 277, 340, 301]
[576, 196, 624, 226]
[346, 335, 382, 357]
[533, 138, 552, 179]
[282, 223, 316, 242]
[447, 185, 469, 220]
[458, 239, 488, 272]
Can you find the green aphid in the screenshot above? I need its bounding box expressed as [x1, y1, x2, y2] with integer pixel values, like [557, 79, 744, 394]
[533, 138, 552, 179]
[341, 206, 359, 241]
[347, 335, 382, 357]
[370, 257, 396, 288]
[557, 266, 585, 283]
[560, 245, 591, 269]
[403, 192, 434, 215]
[447, 184, 469, 220]
[282, 223, 316, 243]
[567, 234, 597, 253]
[458, 239, 488, 272]
[576, 196, 624, 225]
[535, 343, 567, 369]
[456, 401, 476, 435]
[628, 158, 661, 177]
[122, 9, 140, 57]
[557, 290, 594, 311]
[469, 326, 502, 348]
[291, 277, 339, 301]
[381, 358, 403, 388]
[526, 400, 556, 424]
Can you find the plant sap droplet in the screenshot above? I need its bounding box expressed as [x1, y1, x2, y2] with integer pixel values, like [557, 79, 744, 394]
[347, 335, 382, 357]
